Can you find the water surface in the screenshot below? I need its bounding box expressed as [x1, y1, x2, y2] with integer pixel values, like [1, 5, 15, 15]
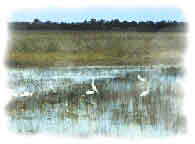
[6, 65, 185, 138]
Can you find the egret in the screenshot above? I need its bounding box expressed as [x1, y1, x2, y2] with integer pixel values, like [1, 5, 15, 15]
[137, 74, 150, 97]
[86, 90, 95, 95]
[91, 77, 98, 93]
[140, 86, 150, 97]
[20, 91, 33, 97]
[137, 74, 146, 82]
[136, 74, 147, 87]
[80, 78, 99, 107]
[85, 78, 99, 95]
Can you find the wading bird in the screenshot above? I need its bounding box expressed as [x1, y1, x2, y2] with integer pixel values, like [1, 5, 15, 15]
[139, 85, 150, 97]
[7, 88, 33, 97]
[86, 78, 99, 95]
[80, 78, 98, 106]
[137, 74, 146, 82]
[137, 74, 150, 97]
[20, 91, 33, 97]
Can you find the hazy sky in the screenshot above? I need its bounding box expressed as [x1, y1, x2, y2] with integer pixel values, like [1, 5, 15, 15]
[9, 6, 186, 22]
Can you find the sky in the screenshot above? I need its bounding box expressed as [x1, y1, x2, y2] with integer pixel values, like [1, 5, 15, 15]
[9, 6, 186, 22]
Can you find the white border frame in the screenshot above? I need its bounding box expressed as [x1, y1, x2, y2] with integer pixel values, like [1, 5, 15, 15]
[0, 1, 193, 144]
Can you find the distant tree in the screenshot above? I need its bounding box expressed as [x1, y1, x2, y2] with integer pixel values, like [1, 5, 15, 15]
[90, 18, 96, 24]
[113, 19, 120, 24]
[9, 18, 187, 32]
[83, 19, 88, 24]
[128, 21, 137, 27]
[32, 18, 42, 24]
[146, 21, 154, 25]
[45, 20, 52, 24]
[99, 19, 105, 24]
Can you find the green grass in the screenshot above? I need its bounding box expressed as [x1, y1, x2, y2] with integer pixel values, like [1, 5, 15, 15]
[6, 31, 186, 68]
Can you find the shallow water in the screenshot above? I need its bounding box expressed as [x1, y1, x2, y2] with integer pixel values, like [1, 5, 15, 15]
[6, 65, 185, 138]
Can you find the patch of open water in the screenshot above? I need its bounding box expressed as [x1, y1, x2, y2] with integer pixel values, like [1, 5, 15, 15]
[6, 65, 185, 138]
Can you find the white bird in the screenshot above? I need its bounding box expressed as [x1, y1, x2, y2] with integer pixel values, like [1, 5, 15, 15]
[7, 88, 33, 97]
[20, 91, 33, 97]
[140, 86, 150, 97]
[86, 90, 95, 95]
[137, 74, 146, 82]
[85, 78, 99, 95]
[137, 74, 150, 97]
[91, 78, 98, 93]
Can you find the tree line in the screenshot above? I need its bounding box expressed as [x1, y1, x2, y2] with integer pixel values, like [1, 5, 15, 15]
[9, 18, 187, 32]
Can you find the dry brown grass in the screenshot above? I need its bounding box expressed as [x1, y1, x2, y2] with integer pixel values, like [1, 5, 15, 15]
[6, 31, 186, 67]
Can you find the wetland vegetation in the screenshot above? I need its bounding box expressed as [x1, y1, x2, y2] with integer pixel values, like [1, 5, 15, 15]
[5, 20, 186, 137]
[6, 66, 186, 137]
[6, 31, 185, 68]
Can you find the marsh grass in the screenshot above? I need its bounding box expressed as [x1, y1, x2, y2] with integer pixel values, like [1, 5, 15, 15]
[6, 31, 185, 67]
[6, 73, 185, 135]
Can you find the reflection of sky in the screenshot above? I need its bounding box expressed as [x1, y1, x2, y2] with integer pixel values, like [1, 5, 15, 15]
[9, 6, 185, 22]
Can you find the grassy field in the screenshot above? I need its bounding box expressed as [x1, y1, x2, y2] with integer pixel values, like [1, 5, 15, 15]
[5, 31, 186, 68]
